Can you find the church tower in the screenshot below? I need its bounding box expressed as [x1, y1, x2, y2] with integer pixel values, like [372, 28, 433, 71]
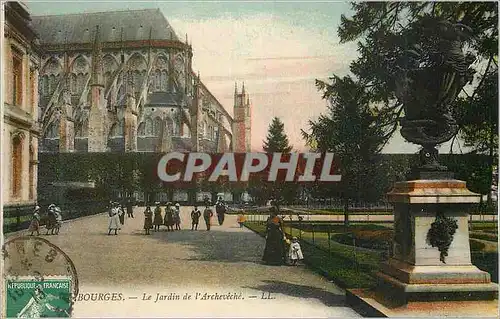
[232, 82, 251, 152]
[87, 25, 108, 152]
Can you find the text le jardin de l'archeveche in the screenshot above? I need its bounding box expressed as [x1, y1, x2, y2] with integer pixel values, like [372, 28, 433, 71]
[75, 292, 276, 303]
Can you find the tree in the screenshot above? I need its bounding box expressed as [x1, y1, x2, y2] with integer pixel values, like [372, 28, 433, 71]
[302, 75, 389, 226]
[338, 2, 498, 203]
[248, 117, 296, 204]
[263, 117, 293, 153]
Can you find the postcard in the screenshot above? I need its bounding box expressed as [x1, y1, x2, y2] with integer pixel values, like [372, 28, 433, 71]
[2, 1, 498, 318]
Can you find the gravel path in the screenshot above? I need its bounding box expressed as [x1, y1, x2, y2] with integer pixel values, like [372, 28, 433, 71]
[10, 206, 360, 317]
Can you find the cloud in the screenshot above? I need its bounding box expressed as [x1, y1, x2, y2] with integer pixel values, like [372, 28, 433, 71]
[169, 13, 356, 151]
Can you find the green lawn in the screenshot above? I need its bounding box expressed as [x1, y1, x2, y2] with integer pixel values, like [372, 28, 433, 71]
[245, 220, 498, 289]
[244, 222, 382, 288]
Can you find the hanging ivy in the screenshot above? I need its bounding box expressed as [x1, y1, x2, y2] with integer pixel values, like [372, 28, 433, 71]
[426, 212, 458, 263]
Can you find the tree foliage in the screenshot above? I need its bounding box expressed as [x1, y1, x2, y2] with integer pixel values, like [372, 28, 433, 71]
[302, 75, 390, 224]
[262, 117, 293, 153]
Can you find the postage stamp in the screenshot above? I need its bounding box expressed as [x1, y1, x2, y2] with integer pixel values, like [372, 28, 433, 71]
[2, 1, 498, 318]
[5, 276, 72, 318]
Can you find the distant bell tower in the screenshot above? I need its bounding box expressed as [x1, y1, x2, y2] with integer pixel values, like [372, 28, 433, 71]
[232, 82, 251, 152]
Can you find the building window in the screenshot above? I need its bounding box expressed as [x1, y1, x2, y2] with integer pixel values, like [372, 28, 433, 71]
[12, 55, 23, 106]
[47, 121, 59, 138]
[30, 69, 36, 113]
[12, 134, 24, 198]
[138, 122, 146, 136]
[70, 74, 77, 93]
[145, 118, 153, 136]
[29, 145, 34, 200]
[153, 117, 162, 136]
[154, 70, 161, 91]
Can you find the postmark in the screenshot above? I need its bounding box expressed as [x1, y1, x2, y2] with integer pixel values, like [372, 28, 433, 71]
[5, 276, 72, 318]
[2, 236, 79, 317]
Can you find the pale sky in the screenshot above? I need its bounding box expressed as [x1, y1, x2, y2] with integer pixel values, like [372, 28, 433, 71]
[25, 0, 468, 153]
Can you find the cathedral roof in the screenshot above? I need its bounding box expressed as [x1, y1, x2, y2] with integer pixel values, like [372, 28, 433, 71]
[31, 9, 180, 45]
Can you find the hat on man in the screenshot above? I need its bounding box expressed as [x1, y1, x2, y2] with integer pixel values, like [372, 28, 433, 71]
[34, 206, 40, 211]
[155, 202, 160, 205]
[175, 203, 180, 207]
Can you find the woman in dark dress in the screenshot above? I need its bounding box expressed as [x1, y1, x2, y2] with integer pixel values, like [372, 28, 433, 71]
[164, 203, 175, 231]
[143, 206, 153, 235]
[262, 208, 286, 265]
[153, 203, 163, 231]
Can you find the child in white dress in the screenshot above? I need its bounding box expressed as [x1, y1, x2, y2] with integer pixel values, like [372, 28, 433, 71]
[288, 237, 303, 265]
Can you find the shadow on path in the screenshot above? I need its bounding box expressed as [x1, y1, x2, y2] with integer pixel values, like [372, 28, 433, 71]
[145, 228, 266, 263]
[244, 280, 346, 307]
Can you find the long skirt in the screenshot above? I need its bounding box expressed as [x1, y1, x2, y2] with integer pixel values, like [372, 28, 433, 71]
[153, 213, 163, 225]
[144, 217, 153, 230]
[46, 215, 57, 230]
[262, 232, 286, 265]
[165, 214, 174, 226]
[108, 214, 121, 230]
[28, 219, 39, 232]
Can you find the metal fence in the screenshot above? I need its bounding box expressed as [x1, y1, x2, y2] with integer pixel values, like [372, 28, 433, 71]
[3, 200, 109, 233]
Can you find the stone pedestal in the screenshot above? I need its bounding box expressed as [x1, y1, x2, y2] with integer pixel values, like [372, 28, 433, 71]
[347, 180, 498, 317]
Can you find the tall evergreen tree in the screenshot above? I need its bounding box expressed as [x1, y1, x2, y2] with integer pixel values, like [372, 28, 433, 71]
[302, 75, 389, 226]
[248, 117, 296, 205]
[263, 117, 293, 153]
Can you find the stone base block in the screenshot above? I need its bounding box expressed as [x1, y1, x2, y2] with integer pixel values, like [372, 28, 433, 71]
[380, 259, 492, 284]
[347, 288, 499, 318]
[375, 271, 498, 307]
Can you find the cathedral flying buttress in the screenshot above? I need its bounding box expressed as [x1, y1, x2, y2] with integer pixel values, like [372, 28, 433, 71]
[33, 9, 242, 154]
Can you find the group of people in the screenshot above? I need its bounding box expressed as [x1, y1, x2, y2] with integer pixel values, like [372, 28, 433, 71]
[143, 203, 217, 235]
[262, 207, 303, 266]
[143, 202, 182, 234]
[28, 204, 63, 236]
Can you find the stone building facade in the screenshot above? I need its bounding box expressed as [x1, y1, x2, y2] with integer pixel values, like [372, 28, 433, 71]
[3, 2, 42, 215]
[31, 9, 246, 154]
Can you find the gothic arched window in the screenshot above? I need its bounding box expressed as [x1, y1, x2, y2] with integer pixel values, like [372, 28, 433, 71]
[138, 122, 146, 136]
[155, 70, 161, 91]
[70, 73, 77, 94]
[214, 126, 219, 141]
[75, 120, 88, 138]
[42, 75, 49, 95]
[76, 73, 86, 94]
[161, 71, 168, 91]
[145, 118, 153, 136]
[166, 118, 174, 136]
[46, 120, 59, 138]
[104, 72, 111, 87]
[12, 134, 24, 198]
[153, 117, 162, 136]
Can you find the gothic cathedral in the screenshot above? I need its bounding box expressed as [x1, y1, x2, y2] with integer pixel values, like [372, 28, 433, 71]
[32, 9, 252, 153]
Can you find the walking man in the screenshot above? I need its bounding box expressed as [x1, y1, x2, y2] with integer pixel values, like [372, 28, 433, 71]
[126, 198, 134, 218]
[191, 206, 201, 230]
[203, 205, 213, 231]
